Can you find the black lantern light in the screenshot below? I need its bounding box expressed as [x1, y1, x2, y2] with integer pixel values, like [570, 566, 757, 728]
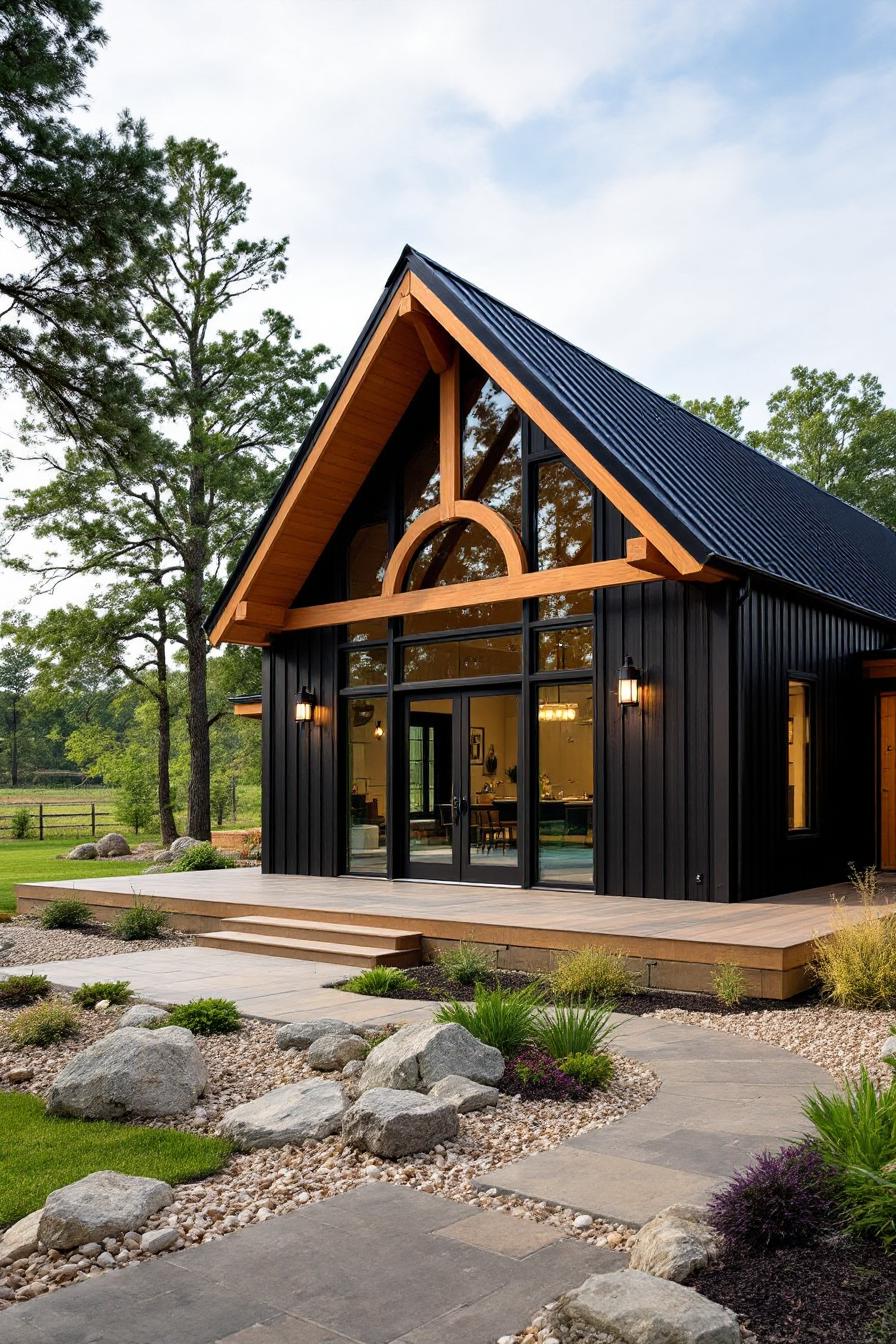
[295, 686, 317, 724]
[617, 656, 641, 708]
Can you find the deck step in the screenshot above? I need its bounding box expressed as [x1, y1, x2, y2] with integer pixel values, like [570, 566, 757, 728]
[219, 915, 421, 950]
[195, 929, 420, 968]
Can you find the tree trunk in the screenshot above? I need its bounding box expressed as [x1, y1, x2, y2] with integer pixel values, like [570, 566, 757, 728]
[155, 635, 177, 846]
[10, 699, 18, 787]
[186, 599, 211, 840]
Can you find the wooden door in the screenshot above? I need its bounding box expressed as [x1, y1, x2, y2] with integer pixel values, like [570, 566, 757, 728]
[882, 693, 896, 870]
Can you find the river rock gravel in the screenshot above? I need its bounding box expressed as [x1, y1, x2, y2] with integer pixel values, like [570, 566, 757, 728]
[1, 915, 193, 967]
[0, 999, 659, 1311]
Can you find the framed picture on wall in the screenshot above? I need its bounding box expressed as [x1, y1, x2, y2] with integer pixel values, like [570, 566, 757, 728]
[470, 728, 485, 764]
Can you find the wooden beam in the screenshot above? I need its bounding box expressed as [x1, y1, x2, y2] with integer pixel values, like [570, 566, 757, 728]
[236, 600, 287, 628]
[408, 273, 710, 578]
[439, 351, 460, 513]
[864, 659, 896, 679]
[233, 700, 263, 719]
[398, 295, 454, 375]
[625, 536, 680, 578]
[270, 559, 662, 633]
[380, 499, 527, 598]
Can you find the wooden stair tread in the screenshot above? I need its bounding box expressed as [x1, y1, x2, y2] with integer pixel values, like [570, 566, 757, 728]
[195, 930, 418, 967]
[222, 915, 420, 945]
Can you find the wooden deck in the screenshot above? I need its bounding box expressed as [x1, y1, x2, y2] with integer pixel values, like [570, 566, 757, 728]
[15, 869, 896, 1000]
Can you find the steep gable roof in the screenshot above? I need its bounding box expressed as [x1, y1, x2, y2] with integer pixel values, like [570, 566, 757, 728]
[208, 246, 896, 640]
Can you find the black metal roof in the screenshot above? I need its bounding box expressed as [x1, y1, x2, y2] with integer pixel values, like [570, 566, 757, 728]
[208, 246, 896, 632]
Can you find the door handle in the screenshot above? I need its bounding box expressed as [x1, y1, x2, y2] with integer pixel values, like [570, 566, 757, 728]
[452, 796, 461, 826]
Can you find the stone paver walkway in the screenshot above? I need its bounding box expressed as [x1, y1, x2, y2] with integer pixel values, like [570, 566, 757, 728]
[1, 946, 435, 1028]
[477, 1011, 834, 1224]
[0, 1185, 620, 1344]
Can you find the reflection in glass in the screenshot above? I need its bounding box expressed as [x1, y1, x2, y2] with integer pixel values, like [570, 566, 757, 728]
[407, 698, 454, 865]
[461, 360, 522, 530]
[536, 460, 593, 570]
[404, 600, 522, 636]
[347, 648, 387, 687]
[537, 591, 593, 620]
[788, 680, 812, 831]
[467, 693, 519, 872]
[348, 523, 388, 598]
[537, 625, 593, 671]
[346, 620, 388, 643]
[405, 521, 507, 590]
[404, 422, 440, 526]
[402, 635, 521, 682]
[347, 696, 387, 874]
[537, 683, 594, 887]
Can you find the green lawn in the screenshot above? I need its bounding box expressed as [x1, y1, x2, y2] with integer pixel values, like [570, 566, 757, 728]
[0, 1091, 232, 1227]
[0, 839, 152, 914]
[0, 785, 263, 835]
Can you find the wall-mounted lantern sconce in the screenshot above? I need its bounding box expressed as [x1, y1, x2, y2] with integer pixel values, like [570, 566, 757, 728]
[617, 655, 641, 708]
[373, 720, 385, 739]
[295, 686, 317, 724]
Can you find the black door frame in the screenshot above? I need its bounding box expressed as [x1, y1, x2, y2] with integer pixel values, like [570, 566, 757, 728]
[398, 685, 523, 884]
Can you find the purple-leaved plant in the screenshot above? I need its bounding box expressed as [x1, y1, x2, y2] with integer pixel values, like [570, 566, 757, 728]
[498, 1046, 589, 1101]
[707, 1141, 840, 1251]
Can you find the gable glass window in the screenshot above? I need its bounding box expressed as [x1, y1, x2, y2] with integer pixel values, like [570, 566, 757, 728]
[535, 459, 594, 618]
[787, 680, 814, 831]
[461, 358, 522, 530]
[347, 523, 388, 641]
[405, 520, 507, 589]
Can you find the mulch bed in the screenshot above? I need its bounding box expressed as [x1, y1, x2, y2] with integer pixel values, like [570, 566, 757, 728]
[692, 1238, 895, 1344]
[333, 964, 538, 1000]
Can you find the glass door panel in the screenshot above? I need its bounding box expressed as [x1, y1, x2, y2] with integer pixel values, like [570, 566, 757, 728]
[465, 692, 521, 881]
[537, 682, 594, 887]
[406, 697, 456, 875]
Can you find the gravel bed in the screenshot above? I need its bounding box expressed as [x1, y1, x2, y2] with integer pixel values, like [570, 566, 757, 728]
[647, 1001, 894, 1088]
[1, 1001, 659, 1310]
[1, 916, 193, 967]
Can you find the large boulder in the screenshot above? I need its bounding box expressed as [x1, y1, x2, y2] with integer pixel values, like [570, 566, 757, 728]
[95, 832, 131, 858]
[219, 1079, 346, 1149]
[629, 1205, 720, 1283]
[556, 1269, 740, 1344]
[428, 1073, 499, 1113]
[342, 1087, 459, 1157]
[276, 1019, 357, 1050]
[170, 836, 200, 857]
[67, 842, 97, 860]
[118, 1003, 169, 1030]
[360, 1022, 504, 1093]
[307, 1032, 368, 1071]
[38, 1172, 173, 1251]
[46, 1026, 206, 1119]
[0, 1208, 43, 1265]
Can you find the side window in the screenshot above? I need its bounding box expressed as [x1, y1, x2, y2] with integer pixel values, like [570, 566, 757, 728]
[787, 679, 814, 831]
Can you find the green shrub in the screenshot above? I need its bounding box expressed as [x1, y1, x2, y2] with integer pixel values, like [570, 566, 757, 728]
[437, 942, 496, 985]
[71, 980, 133, 1009]
[533, 1000, 617, 1060]
[560, 1050, 614, 1089]
[170, 842, 233, 873]
[436, 983, 544, 1056]
[40, 898, 92, 930]
[112, 899, 169, 941]
[810, 866, 896, 1008]
[0, 973, 51, 1007]
[7, 1002, 80, 1047]
[166, 997, 241, 1035]
[711, 961, 748, 1008]
[805, 1069, 896, 1246]
[341, 966, 419, 997]
[10, 807, 32, 839]
[548, 945, 637, 1001]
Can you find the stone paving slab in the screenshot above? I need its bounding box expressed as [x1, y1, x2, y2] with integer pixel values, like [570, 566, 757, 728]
[0, 1186, 617, 1344]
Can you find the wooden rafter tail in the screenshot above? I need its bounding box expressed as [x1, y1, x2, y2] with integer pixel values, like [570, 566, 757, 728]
[398, 295, 454, 375]
[233, 700, 263, 718]
[235, 600, 288, 629]
[625, 537, 681, 578]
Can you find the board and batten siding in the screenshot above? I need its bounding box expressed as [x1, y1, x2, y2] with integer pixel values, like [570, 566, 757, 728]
[735, 585, 892, 900]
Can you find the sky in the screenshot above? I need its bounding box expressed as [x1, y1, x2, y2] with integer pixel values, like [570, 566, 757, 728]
[4, 0, 896, 610]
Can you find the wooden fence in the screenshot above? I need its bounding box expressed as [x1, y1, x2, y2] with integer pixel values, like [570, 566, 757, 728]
[0, 804, 111, 840]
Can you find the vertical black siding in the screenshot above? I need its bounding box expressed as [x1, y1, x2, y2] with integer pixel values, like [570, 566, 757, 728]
[261, 627, 340, 876]
[736, 586, 890, 899]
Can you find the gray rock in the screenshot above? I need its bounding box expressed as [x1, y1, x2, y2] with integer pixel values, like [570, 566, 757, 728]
[360, 1022, 504, 1092]
[118, 1003, 170, 1029]
[0, 1208, 43, 1265]
[151, 850, 174, 864]
[46, 1026, 206, 1119]
[275, 1018, 358, 1050]
[307, 1032, 368, 1071]
[143, 864, 172, 874]
[0, 940, 13, 965]
[428, 1073, 499, 1113]
[169, 836, 200, 857]
[39, 1172, 174, 1251]
[342, 1059, 364, 1079]
[342, 1087, 459, 1157]
[7, 1065, 34, 1083]
[67, 843, 97, 860]
[95, 832, 131, 858]
[629, 1205, 720, 1283]
[220, 1079, 346, 1149]
[882, 1034, 896, 1065]
[556, 1269, 740, 1344]
[140, 1227, 178, 1254]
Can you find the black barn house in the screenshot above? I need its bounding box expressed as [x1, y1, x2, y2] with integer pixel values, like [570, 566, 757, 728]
[209, 249, 896, 902]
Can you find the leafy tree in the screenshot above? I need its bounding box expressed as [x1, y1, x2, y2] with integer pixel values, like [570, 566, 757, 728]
[747, 367, 896, 529]
[0, 626, 34, 785]
[668, 393, 748, 439]
[0, 1, 165, 442]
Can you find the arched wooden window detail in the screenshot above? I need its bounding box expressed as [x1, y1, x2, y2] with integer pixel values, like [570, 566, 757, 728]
[381, 500, 526, 597]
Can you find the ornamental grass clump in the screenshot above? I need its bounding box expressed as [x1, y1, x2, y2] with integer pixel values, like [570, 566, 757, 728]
[72, 980, 133, 1009]
[559, 1050, 614, 1089]
[436, 982, 544, 1056]
[112, 898, 168, 941]
[436, 942, 496, 985]
[7, 1002, 80, 1047]
[533, 1000, 617, 1060]
[341, 966, 419, 997]
[810, 865, 896, 1009]
[0, 973, 50, 1007]
[707, 1141, 840, 1251]
[40, 898, 92, 930]
[167, 997, 240, 1035]
[548, 944, 637, 1001]
[498, 1046, 588, 1102]
[805, 1069, 896, 1246]
[170, 842, 233, 873]
[711, 961, 748, 1008]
